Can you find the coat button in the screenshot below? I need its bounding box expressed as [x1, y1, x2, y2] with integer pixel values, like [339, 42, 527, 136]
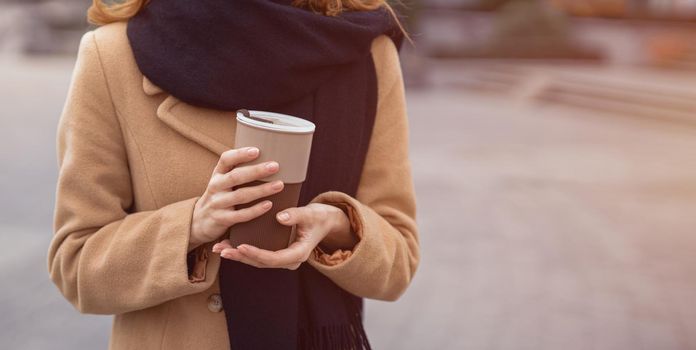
[207, 293, 223, 313]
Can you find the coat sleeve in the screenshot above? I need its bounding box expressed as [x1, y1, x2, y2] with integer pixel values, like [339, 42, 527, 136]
[306, 36, 420, 302]
[47, 30, 216, 315]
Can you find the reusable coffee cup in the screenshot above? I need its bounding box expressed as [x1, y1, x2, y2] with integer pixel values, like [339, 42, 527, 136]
[226, 109, 315, 251]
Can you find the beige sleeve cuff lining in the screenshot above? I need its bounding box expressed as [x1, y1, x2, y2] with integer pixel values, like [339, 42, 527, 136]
[309, 192, 365, 267]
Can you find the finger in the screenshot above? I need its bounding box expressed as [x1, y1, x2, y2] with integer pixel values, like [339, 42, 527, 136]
[276, 206, 312, 226]
[209, 160, 279, 192]
[213, 147, 260, 175]
[212, 239, 233, 253]
[209, 180, 284, 209]
[237, 243, 309, 268]
[215, 200, 273, 226]
[220, 247, 265, 268]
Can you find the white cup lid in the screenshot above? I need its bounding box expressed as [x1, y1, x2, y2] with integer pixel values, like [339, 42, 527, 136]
[236, 109, 315, 134]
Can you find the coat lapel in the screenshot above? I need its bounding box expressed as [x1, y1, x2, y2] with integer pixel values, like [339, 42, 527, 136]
[143, 76, 237, 157]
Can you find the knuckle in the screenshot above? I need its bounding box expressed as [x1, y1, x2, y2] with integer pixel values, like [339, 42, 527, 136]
[207, 175, 222, 191]
[254, 163, 266, 175]
[257, 162, 273, 174]
[227, 190, 241, 204]
[234, 208, 255, 223]
[226, 171, 241, 186]
[256, 201, 271, 212]
[233, 201, 268, 224]
[255, 192, 273, 203]
[250, 187, 267, 199]
[220, 150, 237, 165]
[209, 194, 223, 208]
[221, 149, 236, 160]
[245, 188, 263, 204]
[267, 181, 282, 193]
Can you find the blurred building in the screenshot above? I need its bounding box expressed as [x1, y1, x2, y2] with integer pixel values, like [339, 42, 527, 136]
[407, 0, 696, 71]
[3, 0, 696, 64]
[548, 0, 696, 17]
[0, 0, 90, 55]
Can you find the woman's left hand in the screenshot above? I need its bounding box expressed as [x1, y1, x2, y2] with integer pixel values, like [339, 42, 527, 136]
[212, 202, 355, 270]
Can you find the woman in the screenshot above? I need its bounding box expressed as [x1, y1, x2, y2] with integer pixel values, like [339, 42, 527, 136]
[47, 0, 419, 349]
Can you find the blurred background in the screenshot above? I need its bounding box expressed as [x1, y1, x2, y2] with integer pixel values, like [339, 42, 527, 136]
[2, 0, 696, 349]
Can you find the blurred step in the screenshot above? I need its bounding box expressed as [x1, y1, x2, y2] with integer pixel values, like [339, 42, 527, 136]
[657, 46, 696, 71]
[432, 62, 532, 94]
[534, 76, 696, 124]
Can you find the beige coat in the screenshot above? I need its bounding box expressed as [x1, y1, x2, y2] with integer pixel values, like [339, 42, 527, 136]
[48, 20, 419, 349]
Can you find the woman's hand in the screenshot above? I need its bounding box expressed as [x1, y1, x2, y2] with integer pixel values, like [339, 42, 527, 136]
[212, 202, 357, 270]
[189, 146, 285, 252]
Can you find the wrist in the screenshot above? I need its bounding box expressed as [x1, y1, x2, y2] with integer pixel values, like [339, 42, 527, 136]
[188, 235, 203, 253]
[319, 203, 357, 252]
[189, 198, 205, 252]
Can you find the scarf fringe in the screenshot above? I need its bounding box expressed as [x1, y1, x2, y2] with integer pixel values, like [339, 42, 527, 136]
[298, 299, 371, 350]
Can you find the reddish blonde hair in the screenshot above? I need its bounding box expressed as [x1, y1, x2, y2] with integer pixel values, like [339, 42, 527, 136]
[87, 0, 413, 45]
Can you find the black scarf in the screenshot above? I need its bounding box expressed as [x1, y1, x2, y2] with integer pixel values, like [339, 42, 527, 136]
[127, 0, 404, 349]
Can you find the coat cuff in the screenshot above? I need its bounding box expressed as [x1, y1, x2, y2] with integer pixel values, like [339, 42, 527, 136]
[184, 197, 219, 284]
[186, 244, 209, 283]
[308, 191, 364, 267]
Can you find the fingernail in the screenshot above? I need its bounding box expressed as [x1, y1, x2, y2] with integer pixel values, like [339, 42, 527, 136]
[266, 162, 278, 171]
[246, 147, 259, 156]
[212, 244, 220, 252]
[263, 201, 272, 209]
[278, 211, 289, 221]
[271, 181, 283, 190]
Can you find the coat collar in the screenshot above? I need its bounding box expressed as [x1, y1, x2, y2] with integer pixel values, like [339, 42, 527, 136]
[144, 75, 237, 157]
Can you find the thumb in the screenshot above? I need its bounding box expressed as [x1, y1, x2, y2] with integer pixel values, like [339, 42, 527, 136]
[276, 207, 307, 226]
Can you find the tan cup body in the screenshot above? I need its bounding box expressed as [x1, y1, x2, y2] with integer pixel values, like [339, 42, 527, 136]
[227, 110, 315, 251]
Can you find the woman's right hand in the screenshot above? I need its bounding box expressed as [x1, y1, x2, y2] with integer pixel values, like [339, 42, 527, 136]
[189, 146, 284, 251]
